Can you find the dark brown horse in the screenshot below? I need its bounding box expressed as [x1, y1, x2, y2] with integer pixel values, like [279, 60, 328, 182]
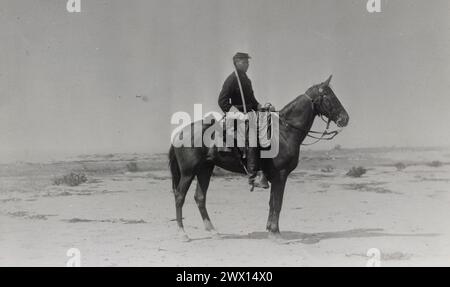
[169, 75, 349, 242]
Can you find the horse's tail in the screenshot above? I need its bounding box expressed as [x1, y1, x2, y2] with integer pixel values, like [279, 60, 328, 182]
[168, 145, 180, 193]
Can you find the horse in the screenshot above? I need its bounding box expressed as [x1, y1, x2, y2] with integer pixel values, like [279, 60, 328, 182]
[168, 75, 349, 242]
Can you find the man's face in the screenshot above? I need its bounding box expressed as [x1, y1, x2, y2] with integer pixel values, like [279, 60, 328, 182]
[235, 58, 249, 72]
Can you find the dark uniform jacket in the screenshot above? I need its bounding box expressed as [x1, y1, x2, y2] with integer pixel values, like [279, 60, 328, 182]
[218, 71, 260, 113]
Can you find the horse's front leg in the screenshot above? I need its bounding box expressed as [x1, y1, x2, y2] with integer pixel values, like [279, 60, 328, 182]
[266, 172, 288, 241]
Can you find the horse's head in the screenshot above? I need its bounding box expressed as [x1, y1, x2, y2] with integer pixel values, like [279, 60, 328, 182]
[305, 75, 349, 128]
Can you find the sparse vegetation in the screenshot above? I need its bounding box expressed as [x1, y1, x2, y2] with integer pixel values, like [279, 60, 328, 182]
[126, 161, 139, 172]
[53, 172, 87, 186]
[394, 162, 407, 171]
[321, 165, 334, 173]
[64, 218, 147, 224]
[428, 160, 443, 168]
[341, 182, 396, 194]
[346, 166, 367, 178]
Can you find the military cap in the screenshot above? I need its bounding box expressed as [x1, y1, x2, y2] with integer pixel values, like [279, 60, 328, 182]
[233, 52, 251, 60]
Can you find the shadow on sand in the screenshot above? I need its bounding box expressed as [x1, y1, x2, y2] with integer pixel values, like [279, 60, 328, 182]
[215, 228, 439, 244]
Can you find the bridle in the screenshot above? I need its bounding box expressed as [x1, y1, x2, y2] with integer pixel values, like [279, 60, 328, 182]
[279, 93, 341, 146]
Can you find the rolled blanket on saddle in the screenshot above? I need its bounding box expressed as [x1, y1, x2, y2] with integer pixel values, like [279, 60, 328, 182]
[213, 111, 275, 150]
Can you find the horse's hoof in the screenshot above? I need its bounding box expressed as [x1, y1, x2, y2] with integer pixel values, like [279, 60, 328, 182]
[210, 230, 222, 239]
[268, 232, 287, 244]
[267, 232, 281, 240]
[179, 234, 191, 242]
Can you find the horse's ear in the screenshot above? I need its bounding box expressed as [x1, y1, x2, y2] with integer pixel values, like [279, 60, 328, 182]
[324, 75, 332, 86]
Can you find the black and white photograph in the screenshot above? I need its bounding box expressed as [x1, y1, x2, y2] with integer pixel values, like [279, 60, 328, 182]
[0, 0, 449, 269]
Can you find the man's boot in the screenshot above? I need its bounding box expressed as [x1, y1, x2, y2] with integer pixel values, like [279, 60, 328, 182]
[254, 171, 270, 189]
[246, 147, 259, 191]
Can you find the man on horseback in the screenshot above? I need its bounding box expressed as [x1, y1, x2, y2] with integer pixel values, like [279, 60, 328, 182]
[218, 52, 271, 190]
[170, 71, 349, 241]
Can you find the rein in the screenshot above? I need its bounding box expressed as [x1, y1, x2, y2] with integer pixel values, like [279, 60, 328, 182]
[278, 94, 341, 146]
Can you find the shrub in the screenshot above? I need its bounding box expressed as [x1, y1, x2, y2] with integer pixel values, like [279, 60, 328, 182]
[321, 165, 334, 173]
[428, 161, 443, 168]
[53, 172, 87, 186]
[126, 161, 139, 172]
[394, 162, 407, 171]
[346, 166, 367, 178]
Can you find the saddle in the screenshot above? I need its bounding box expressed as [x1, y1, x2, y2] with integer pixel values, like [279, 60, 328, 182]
[212, 111, 274, 153]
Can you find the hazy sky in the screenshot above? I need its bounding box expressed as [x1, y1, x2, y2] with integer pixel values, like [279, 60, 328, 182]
[1, 0, 449, 161]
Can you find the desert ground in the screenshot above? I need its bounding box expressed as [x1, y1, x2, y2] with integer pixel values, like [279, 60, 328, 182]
[0, 146, 449, 266]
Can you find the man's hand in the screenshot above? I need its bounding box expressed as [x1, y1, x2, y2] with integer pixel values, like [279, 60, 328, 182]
[228, 106, 248, 120]
[260, 103, 276, 112]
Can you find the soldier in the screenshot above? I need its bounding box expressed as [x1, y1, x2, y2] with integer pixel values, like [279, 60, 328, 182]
[218, 53, 260, 113]
[218, 52, 270, 190]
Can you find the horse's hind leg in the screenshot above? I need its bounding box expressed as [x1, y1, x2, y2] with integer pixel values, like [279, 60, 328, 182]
[194, 165, 219, 238]
[175, 173, 195, 242]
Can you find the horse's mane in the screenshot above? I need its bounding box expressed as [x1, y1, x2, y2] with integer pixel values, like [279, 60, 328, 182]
[280, 95, 302, 117]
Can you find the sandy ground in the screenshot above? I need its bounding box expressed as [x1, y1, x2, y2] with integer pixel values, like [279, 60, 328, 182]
[0, 147, 449, 266]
